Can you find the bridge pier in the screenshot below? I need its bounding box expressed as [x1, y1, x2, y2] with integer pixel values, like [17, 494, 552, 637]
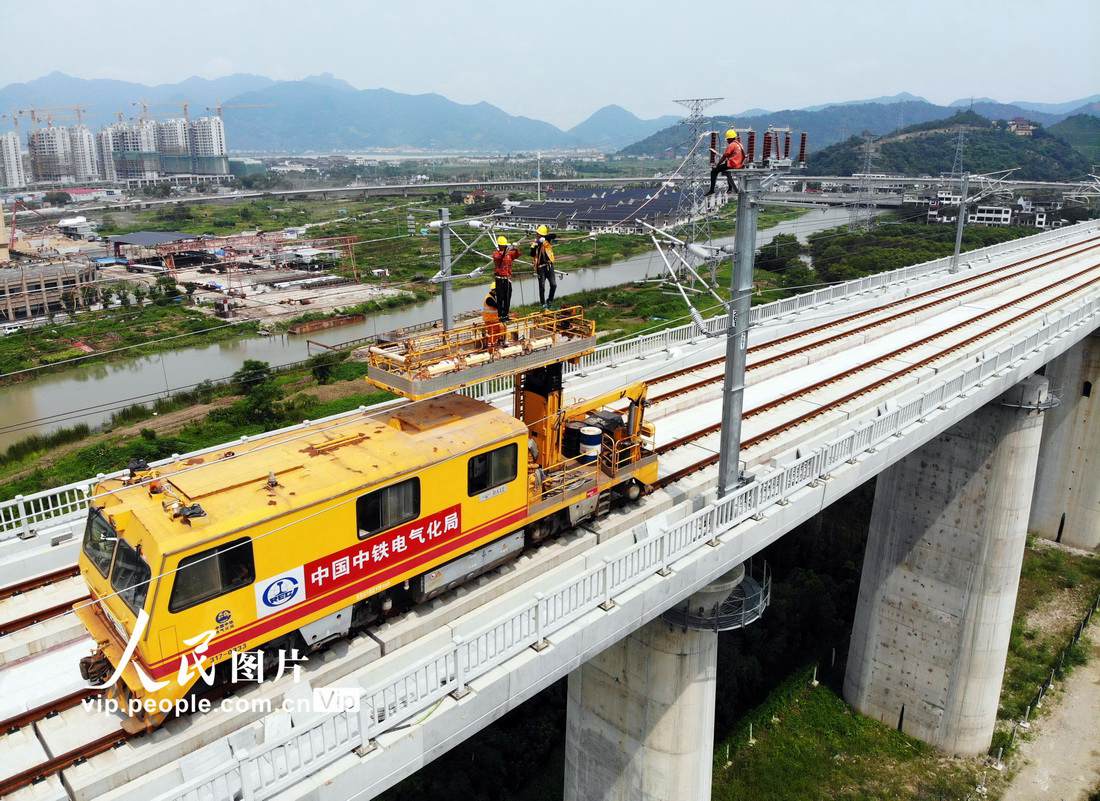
[844, 374, 1050, 755]
[562, 567, 745, 801]
[1030, 329, 1100, 550]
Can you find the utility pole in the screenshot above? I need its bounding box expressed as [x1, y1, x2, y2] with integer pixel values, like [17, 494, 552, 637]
[536, 152, 541, 201]
[717, 174, 760, 497]
[950, 172, 970, 273]
[438, 207, 454, 330]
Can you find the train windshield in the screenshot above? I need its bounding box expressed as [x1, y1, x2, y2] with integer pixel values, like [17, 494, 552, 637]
[82, 509, 117, 577]
[110, 538, 151, 614]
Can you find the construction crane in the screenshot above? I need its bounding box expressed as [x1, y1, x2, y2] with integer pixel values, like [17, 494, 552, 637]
[132, 100, 150, 119]
[206, 102, 275, 118]
[13, 106, 88, 127]
[0, 112, 18, 131]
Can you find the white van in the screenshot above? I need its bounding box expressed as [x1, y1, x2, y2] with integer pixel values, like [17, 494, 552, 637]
[3, 324, 23, 336]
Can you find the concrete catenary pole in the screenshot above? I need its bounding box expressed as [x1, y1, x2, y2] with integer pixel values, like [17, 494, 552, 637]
[717, 176, 759, 497]
[950, 172, 970, 273]
[438, 206, 453, 331]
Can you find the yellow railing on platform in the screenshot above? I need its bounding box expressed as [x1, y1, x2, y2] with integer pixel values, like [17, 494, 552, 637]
[365, 306, 595, 379]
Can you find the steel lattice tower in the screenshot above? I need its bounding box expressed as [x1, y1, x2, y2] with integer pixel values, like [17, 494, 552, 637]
[950, 128, 966, 177]
[850, 133, 878, 231]
[670, 97, 722, 282]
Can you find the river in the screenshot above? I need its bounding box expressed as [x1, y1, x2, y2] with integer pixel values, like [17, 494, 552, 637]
[0, 207, 854, 449]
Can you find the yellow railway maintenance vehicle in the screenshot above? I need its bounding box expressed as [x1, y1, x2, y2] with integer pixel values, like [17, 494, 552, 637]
[76, 307, 658, 729]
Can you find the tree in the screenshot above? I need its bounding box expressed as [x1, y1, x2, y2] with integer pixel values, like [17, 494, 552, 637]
[243, 379, 282, 423]
[60, 290, 78, 317]
[232, 359, 274, 394]
[183, 282, 199, 303]
[43, 191, 71, 206]
[155, 275, 180, 304]
[309, 351, 344, 384]
[756, 233, 803, 273]
[99, 286, 115, 309]
[132, 285, 147, 306]
[80, 285, 98, 309]
[118, 286, 132, 308]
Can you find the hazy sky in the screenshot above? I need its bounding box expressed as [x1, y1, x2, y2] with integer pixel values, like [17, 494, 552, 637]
[5, 0, 1098, 128]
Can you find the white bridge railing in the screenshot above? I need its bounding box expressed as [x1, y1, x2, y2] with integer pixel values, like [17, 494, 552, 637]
[3, 221, 1093, 548]
[152, 264, 1100, 801]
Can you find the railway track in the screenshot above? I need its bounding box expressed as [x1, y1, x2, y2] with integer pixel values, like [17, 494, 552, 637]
[1, 237, 1097, 798]
[646, 236, 1100, 406]
[0, 565, 80, 602]
[653, 260, 1100, 488]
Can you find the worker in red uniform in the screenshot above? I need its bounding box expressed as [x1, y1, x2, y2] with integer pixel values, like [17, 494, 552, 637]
[491, 235, 519, 321]
[706, 129, 745, 196]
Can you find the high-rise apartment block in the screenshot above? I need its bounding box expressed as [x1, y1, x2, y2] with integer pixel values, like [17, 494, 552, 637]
[0, 131, 27, 188]
[19, 114, 230, 185]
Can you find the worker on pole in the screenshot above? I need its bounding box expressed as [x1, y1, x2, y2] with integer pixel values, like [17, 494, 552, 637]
[491, 235, 518, 321]
[706, 129, 745, 196]
[530, 224, 557, 310]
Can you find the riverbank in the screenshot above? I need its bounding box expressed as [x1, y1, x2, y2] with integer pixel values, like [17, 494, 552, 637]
[0, 205, 836, 451]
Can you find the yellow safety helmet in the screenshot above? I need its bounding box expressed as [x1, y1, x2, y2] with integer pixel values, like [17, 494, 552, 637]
[496, 235, 509, 246]
[725, 128, 738, 140]
[536, 225, 549, 236]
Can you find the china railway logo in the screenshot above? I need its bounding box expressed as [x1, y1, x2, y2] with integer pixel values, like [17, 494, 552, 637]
[255, 566, 307, 619]
[264, 578, 299, 607]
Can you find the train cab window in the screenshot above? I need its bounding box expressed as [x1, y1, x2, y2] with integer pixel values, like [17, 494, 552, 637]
[110, 539, 151, 614]
[169, 539, 255, 613]
[468, 443, 518, 496]
[83, 509, 117, 578]
[357, 478, 420, 539]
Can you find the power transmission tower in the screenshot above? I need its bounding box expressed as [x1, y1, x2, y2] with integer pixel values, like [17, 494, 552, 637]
[670, 97, 722, 283]
[950, 128, 966, 178]
[850, 133, 878, 231]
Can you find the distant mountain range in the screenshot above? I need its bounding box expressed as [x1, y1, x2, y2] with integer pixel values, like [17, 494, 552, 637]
[0, 72, 679, 153]
[1, 72, 1097, 155]
[619, 95, 1099, 157]
[0, 71, 275, 129]
[804, 110, 1091, 181]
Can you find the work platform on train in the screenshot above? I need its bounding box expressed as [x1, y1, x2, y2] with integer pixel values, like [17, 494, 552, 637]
[358, 306, 597, 400]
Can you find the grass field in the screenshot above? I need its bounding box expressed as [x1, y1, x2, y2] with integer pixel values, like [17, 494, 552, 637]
[711, 542, 1100, 801]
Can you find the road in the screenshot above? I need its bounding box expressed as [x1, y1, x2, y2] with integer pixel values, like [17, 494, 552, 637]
[1001, 631, 1100, 801]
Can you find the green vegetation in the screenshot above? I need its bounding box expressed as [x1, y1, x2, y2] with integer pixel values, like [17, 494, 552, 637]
[997, 541, 1100, 723]
[808, 220, 1042, 283]
[807, 111, 1092, 180]
[0, 302, 255, 381]
[0, 355, 385, 500]
[1049, 113, 1100, 163]
[712, 670, 985, 801]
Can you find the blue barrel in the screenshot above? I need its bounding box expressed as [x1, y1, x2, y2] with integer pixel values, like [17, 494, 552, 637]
[579, 426, 602, 464]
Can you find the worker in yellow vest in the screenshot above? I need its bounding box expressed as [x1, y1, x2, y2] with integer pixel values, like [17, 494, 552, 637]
[482, 284, 503, 348]
[530, 224, 557, 309]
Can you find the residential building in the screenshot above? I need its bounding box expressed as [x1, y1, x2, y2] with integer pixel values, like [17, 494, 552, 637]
[96, 127, 120, 182]
[68, 125, 100, 182]
[102, 119, 160, 181]
[189, 116, 228, 175]
[0, 132, 27, 189]
[157, 118, 192, 175]
[28, 126, 75, 183]
[967, 205, 1013, 226]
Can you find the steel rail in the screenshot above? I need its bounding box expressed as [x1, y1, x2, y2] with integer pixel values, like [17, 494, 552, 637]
[655, 263, 1100, 487]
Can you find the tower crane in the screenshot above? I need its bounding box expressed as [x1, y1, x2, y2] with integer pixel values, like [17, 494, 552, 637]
[206, 102, 275, 118]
